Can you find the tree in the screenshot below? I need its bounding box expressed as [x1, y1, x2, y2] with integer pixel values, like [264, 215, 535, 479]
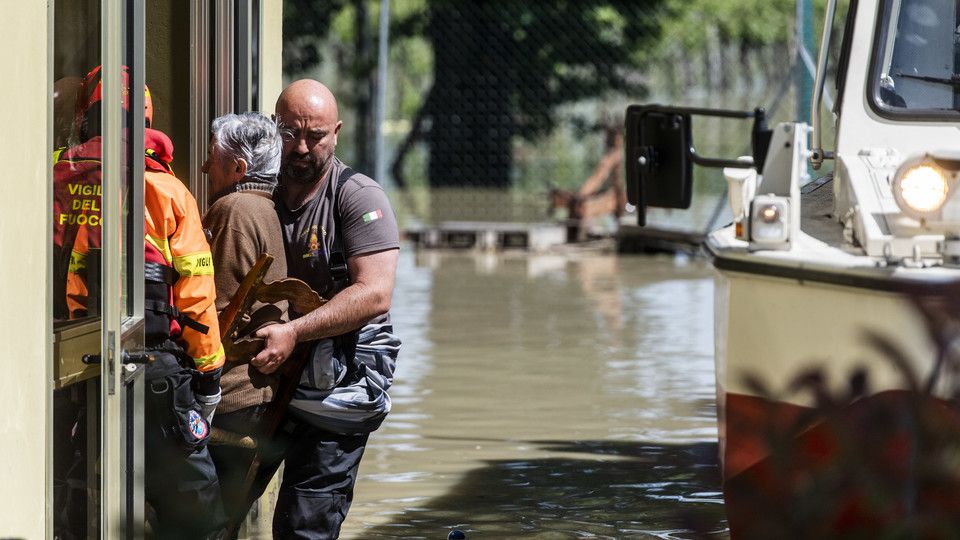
[284, 0, 380, 174]
[392, 0, 665, 188]
[283, 1, 350, 75]
[282, 0, 828, 189]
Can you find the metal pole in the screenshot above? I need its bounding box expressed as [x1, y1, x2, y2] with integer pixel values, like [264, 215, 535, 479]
[795, 0, 814, 124]
[811, 0, 838, 169]
[374, 0, 390, 188]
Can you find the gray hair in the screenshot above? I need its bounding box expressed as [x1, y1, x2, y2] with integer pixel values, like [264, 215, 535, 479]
[210, 112, 282, 184]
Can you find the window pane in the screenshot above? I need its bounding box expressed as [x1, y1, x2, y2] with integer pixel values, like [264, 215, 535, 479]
[52, 0, 102, 536]
[53, 1, 104, 323]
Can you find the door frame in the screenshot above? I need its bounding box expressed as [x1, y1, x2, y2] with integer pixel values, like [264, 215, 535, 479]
[100, 0, 147, 537]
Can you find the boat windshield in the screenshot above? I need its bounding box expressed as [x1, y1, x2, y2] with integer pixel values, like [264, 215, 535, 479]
[874, 0, 960, 115]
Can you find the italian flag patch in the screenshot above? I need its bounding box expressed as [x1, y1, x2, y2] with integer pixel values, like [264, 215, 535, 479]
[362, 209, 383, 223]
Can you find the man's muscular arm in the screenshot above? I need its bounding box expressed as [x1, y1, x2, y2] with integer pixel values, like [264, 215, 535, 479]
[251, 247, 398, 374]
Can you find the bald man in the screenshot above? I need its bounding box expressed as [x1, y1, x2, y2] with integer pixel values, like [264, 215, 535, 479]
[237, 79, 401, 538]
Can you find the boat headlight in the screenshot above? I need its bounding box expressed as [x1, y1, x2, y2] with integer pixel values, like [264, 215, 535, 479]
[749, 194, 791, 251]
[892, 156, 953, 220]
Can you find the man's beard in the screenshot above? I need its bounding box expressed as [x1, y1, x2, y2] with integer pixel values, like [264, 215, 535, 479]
[281, 152, 330, 185]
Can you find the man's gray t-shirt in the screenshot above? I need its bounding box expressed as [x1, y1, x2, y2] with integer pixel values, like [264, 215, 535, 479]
[277, 157, 400, 321]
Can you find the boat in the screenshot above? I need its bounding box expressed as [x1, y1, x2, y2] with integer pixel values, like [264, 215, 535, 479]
[626, 0, 960, 535]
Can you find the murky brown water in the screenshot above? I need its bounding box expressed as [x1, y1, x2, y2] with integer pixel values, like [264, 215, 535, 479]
[339, 247, 728, 539]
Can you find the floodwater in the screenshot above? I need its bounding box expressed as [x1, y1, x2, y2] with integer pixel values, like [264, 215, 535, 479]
[339, 246, 728, 539]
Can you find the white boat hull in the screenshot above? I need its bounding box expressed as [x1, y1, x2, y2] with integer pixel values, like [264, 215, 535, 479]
[709, 226, 960, 535]
[714, 266, 938, 479]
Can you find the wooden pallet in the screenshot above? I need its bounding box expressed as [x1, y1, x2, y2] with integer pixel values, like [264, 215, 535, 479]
[406, 221, 568, 252]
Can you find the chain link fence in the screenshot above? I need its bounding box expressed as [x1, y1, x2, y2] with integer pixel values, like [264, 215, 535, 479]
[284, 0, 831, 230]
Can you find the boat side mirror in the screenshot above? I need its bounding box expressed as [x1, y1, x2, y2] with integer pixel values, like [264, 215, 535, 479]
[625, 105, 693, 226]
[624, 104, 766, 226]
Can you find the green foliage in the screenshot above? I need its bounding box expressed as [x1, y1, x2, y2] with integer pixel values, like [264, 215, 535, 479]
[485, 0, 662, 138]
[659, 0, 795, 50]
[285, 0, 665, 138]
[654, 0, 840, 54]
[389, 37, 432, 119]
[411, 0, 668, 187]
[282, 0, 834, 132]
[282, 0, 350, 74]
[283, 0, 845, 188]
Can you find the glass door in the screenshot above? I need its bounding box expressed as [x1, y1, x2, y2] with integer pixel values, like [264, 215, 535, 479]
[51, 0, 145, 537]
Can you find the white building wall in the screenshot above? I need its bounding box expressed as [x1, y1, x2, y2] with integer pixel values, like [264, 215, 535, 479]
[0, 2, 51, 538]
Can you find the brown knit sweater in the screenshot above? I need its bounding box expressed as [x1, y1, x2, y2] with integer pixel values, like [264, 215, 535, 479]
[204, 187, 288, 414]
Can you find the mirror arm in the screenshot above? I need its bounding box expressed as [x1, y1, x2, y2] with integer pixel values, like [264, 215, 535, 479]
[651, 105, 755, 120]
[643, 106, 769, 172]
[688, 149, 754, 170]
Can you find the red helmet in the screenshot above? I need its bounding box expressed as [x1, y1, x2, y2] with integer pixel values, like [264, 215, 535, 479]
[76, 65, 153, 130]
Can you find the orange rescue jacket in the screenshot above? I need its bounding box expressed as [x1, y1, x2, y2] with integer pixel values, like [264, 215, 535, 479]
[65, 129, 224, 372]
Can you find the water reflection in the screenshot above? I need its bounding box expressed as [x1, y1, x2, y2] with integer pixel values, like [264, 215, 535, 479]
[342, 248, 726, 538]
[358, 439, 723, 539]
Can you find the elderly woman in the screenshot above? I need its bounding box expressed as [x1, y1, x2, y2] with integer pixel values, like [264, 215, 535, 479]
[203, 111, 288, 335]
[201, 111, 289, 526]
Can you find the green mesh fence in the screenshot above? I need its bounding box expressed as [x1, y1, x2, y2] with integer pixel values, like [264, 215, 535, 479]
[283, 0, 827, 227]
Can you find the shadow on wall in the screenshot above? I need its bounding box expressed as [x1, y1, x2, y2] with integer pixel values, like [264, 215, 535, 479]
[352, 439, 728, 539]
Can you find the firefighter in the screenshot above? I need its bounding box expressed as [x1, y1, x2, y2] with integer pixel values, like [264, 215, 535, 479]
[61, 65, 227, 538]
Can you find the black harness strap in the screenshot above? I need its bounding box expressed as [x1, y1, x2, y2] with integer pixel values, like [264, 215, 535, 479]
[329, 168, 352, 288]
[330, 168, 359, 367]
[144, 299, 210, 335]
[144, 261, 210, 336]
[145, 261, 179, 285]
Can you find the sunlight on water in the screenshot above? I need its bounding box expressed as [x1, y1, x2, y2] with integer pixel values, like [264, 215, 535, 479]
[340, 247, 728, 539]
